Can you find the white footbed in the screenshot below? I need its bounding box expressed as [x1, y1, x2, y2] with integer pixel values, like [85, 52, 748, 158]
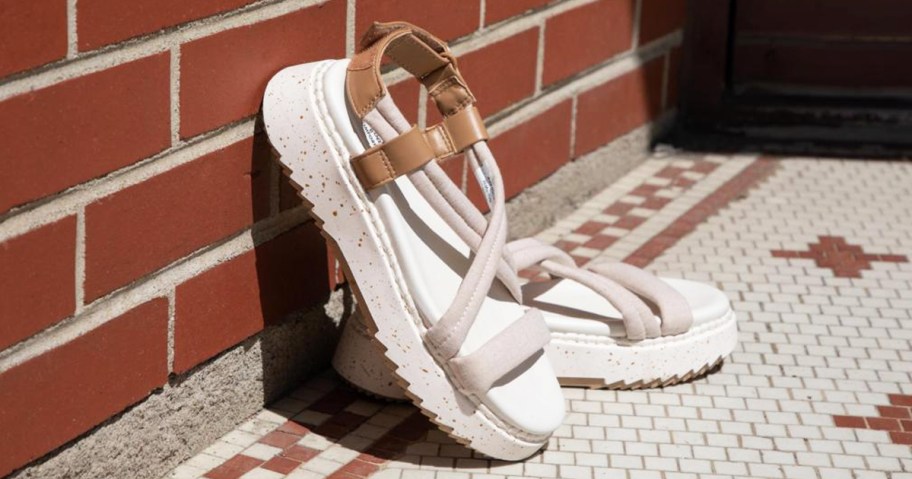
[312, 61, 564, 436]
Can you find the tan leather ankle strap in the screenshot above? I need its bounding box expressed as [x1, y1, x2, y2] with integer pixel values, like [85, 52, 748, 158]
[351, 105, 488, 190]
[346, 21, 475, 119]
[347, 21, 488, 191]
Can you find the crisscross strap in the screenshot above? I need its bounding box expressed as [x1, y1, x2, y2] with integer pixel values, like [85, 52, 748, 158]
[449, 308, 550, 394]
[588, 262, 694, 336]
[353, 30, 548, 396]
[505, 239, 664, 340]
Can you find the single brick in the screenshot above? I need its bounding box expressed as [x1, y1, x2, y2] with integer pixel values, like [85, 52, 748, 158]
[639, 0, 687, 44]
[543, 0, 634, 86]
[0, 54, 170, 213]
[180, 0, 345, 138]
[0, 217, 76, 350]
[468, 101, 572, 209]
[355, 0, 479, 43]
[574, 57, 665, 156]
[485, 0, 550, 25]
[429, 28, 539, 121]
[387, 77, 420, 125]
[173, 223, 328, 373]
[890, 394, 912, 407]
[78, 0, 256, 50]
[0, 0, 67, 77]
[84, 136, 271, 302]
[0, 299, 168, 477]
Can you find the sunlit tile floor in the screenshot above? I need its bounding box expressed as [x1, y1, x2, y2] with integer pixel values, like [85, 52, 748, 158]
[167, 153, 912, 479]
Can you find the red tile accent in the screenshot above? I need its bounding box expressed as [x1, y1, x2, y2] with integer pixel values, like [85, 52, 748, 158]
[833, 415, 866, 429]
[0, 299, 168, 477]
[878, 406, 911, 419]
[78, 0, 254, 50]
[282, 445, 321, 462]
[0, 0, 66, 77]
[639, 0, 687, 44]
[261, 455, 300, 474]
[771, 236, 908, 278]
[604, 202, 635, 216]
[85, 136, 271, 302]
[485, 0, 550, 25]
[355, 0, 479, 42]
[259, 430, 301, 449]
[173, 224, 328, 373]
[469, 100, 573, 208]
[336, 458, 381, 477]
[890, 431, 912, 445]
[577, 221, 609, 236]
[0, 216, 76, 350]
[277, 420, 311, 436]
[204, 454, 262, 479]
[574, 58, 665, 156]
[614, 215, 646, 229]
[624, 158, 778, 266]
[180, 0, 345, 138]
[543, 0, 634, 85]
[584, 235, 619, 250]
[867, 417, 902, 431]
[890, 395, 912, 407]
[0, 54, 170, 212]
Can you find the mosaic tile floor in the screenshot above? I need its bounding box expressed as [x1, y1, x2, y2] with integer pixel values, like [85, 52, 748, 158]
[166, 153, 912, 479]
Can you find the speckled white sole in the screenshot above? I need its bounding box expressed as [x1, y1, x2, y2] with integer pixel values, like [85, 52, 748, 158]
[334, 307, 737, 399]
[263, 60, 550, 460]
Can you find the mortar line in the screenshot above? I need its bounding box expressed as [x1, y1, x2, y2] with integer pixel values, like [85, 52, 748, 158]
[167, 289, 176, 372]
[66, 0, 78, 58]
[345, 0, 356, 58]
[534, 21, 546, 95]
[170, 46, 182, 146]
[632, 0, 643, 49]
[417, 84, 428, 130]
[0, 0, 329, 101]
[0, 206, 312, 373]
[569, 95, 579, 158]
[74, 207, 86, 313]
[478, 0, 486, 29]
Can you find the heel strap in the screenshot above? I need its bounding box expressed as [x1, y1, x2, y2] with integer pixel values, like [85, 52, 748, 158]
[347, 21, 475, 119]
[348, 21, 488, 191]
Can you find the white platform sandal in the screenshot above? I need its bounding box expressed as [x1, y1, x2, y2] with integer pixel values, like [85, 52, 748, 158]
[321, 27, 738, 400]
[263, 22, 566, 460]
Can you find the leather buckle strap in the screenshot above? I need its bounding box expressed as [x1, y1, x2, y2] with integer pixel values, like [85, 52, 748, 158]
[351, 105, 489, 190]
[346, 21, 475, 118]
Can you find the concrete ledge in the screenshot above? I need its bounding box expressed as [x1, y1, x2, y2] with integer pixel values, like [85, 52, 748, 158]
[12, 299, 345, 479]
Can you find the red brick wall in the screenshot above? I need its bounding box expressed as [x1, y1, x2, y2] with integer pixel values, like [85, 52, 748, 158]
[0, 0, 685, 474]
